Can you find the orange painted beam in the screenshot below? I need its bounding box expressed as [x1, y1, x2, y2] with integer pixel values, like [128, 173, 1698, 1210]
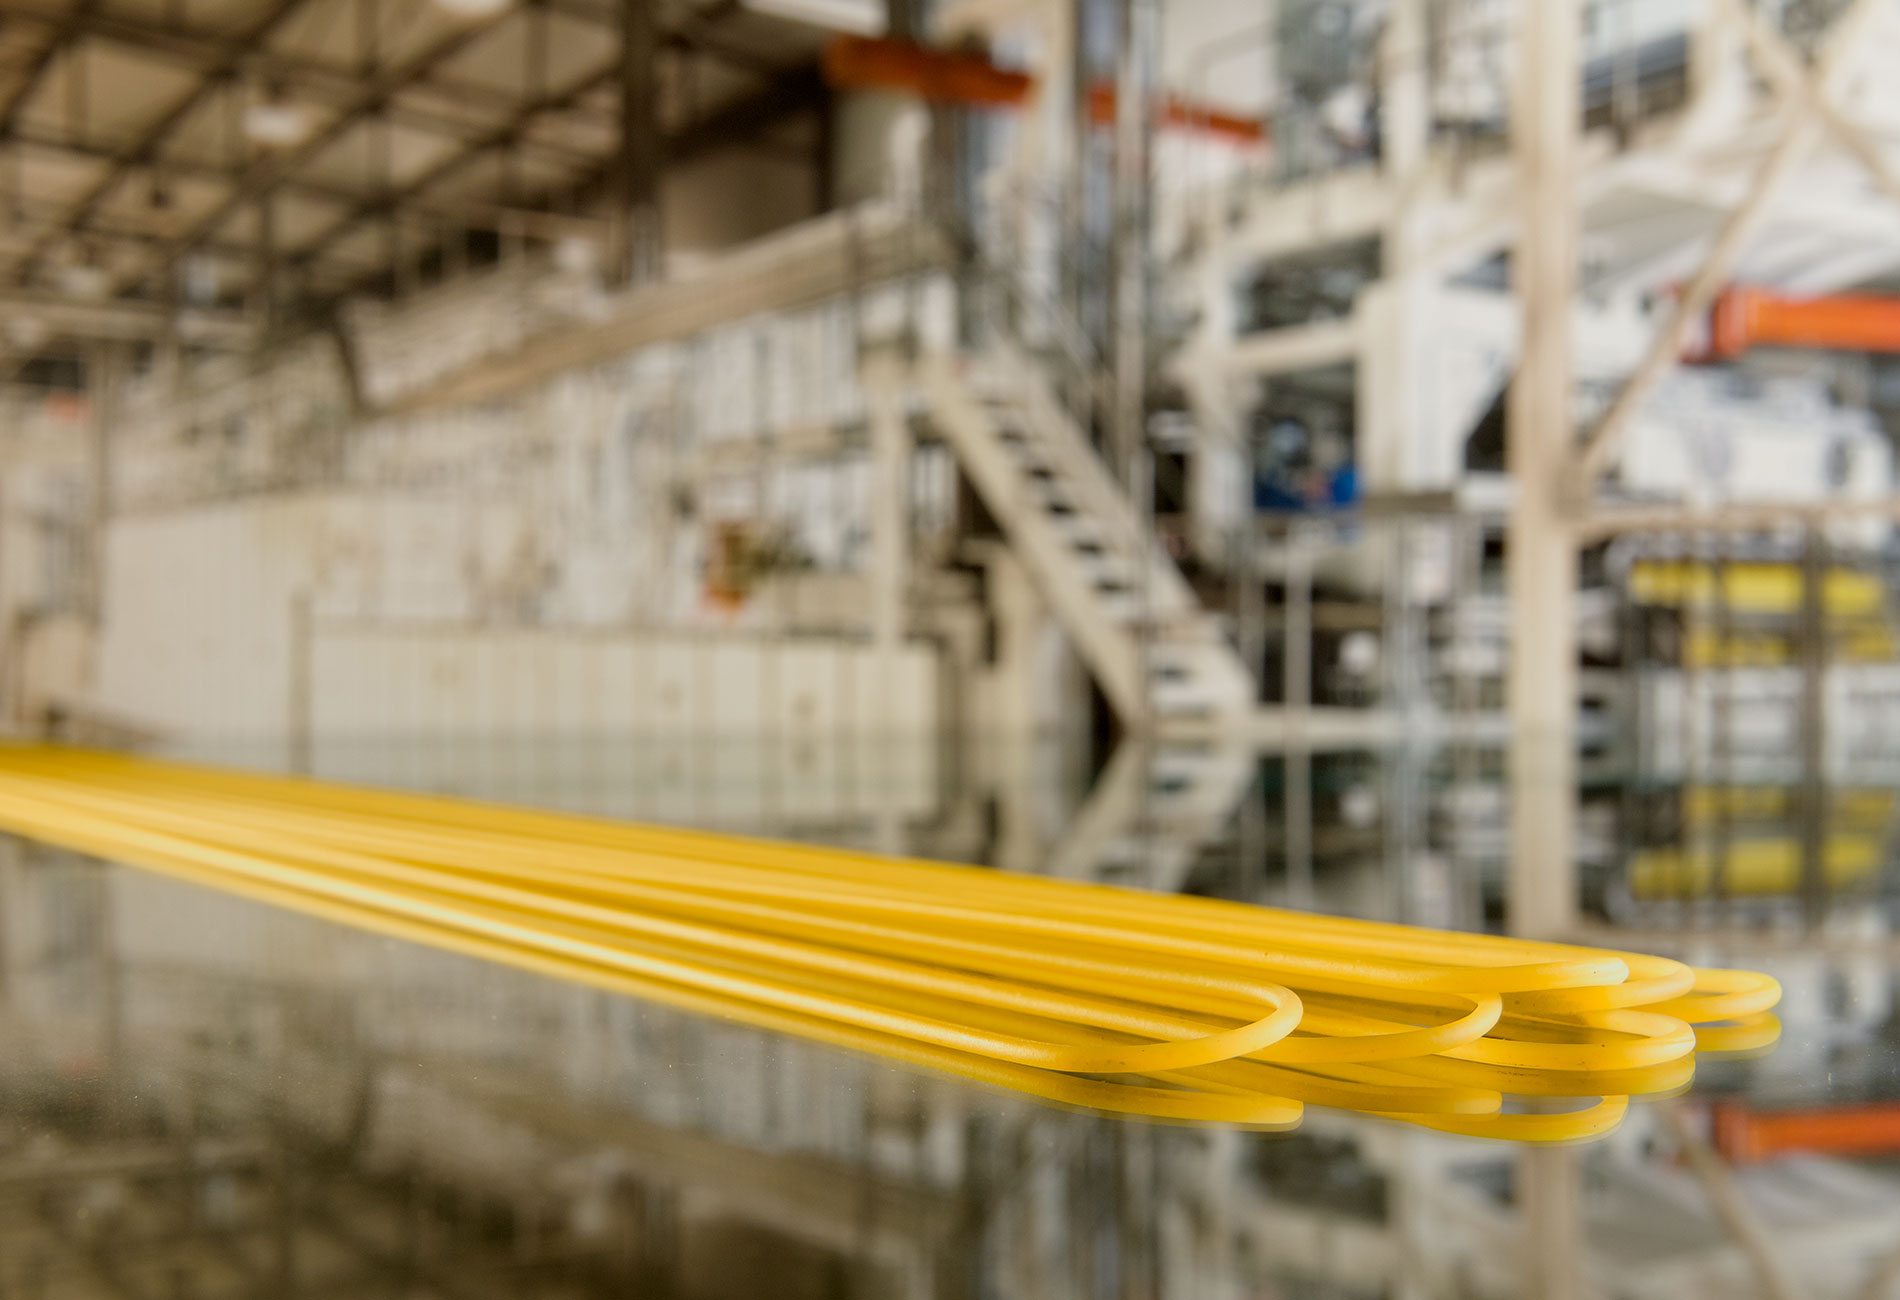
[1087, 84, 1269, 145]
[1712, 1099, 1900, 1163]
[820, 37, 1267, 143]
[1709, 285, 1900, 359]
[822, 36, 1032, 108]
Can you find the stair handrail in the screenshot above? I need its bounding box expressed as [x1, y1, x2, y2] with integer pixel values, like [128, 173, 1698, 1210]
[978, 346, 1200, 620]
[963, 176, 1218, 615]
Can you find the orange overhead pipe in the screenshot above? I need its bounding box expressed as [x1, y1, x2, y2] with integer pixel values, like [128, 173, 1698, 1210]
[1087, 84, 1269, 145]
[822, 36, 1033, 108]
[821, 37, 1267, 143]
[1709, 285, 1900, 360]
[1711, 1099, 1900, 1163]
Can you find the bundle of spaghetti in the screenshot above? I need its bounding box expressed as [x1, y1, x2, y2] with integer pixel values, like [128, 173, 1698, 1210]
[0, 747, 1779, 1142]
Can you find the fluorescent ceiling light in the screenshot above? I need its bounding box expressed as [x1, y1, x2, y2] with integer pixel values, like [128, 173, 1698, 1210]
[242, 102, 314, 148]
[183, 255, 221, 305]
[432, 0, 512, 16]
[57, 264, 111, 299]
[742, 0, 880, 35]
[4, 315, 47, 349]
[553, 235, 600, 275]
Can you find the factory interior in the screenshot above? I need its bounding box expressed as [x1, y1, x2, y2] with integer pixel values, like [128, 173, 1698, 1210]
[1, 0, 1899, 1295]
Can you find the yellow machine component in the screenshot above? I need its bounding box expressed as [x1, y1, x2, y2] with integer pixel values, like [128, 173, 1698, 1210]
[0, 748, 1781, 1142]
[1680, 626, 1896, 668]
[1628, 560, 1886, 618]
[1629, 834, 1883, 899]
[1679, 628, 1792, 668]
[1680, 786, 1895, 829]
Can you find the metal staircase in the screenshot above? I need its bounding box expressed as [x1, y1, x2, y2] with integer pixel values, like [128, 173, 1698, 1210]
[915, 345, 1256, 727]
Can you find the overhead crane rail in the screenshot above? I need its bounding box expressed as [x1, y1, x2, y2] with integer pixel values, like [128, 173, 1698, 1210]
[0, 748, 1777, 1142]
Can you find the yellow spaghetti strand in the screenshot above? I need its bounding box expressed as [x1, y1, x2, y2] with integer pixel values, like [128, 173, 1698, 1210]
[0, 746, 1780, 1141]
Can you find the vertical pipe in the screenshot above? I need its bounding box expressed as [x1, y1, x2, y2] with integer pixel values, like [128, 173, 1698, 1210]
[1237, 520, 1266, 705]
[1506, 0, 1580, 942]
[1507, 5, 1583, 1297]
[885, 0, 917, 44]
[866, 350, 910, 750]
[1284, 521, 1312, 718]
[1111, 0, 1152, 491]
[86, 343, 119, 636]
[619, 0, 662, 285]
[1383, 518, 1405, 715]
[289, 589, 312, 776]
[1065, 0, 1093, 355]
[1285, 749, 1314, 910]
[1799, 522, 1828, 926]
[1713, 532, 1735, 907]
[256, 190, 278, 343]
[1381, 0, 1430, 184]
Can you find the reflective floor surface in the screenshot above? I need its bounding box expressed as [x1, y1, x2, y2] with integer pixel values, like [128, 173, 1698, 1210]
[0, 732, 1896, 1299]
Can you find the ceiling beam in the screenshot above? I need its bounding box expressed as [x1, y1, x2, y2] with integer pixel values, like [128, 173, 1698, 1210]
[9, 129, 608, 245]
[545, 0, 779, 74]
[312, 60, 826, 297]
[288, 62, 623, 274]
[544, 61, 826, 215]
[290, 0, 796, 279]
[0, 0, 100, 141]
[616, 0, 663, 284]
[0, 4, 613, 160]
[560, 62, 828, 204]
[3, 6, 526, 114]
[0, 189, 257, 260]
[0, 290, 252, 345]
[8, 0, 316, 284]
[662, 62, 825, 162]
[120, 3, 526, 302]
[0, 0, 811, 356]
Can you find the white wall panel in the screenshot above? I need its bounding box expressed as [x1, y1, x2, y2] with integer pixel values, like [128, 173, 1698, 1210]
[775, 641, 841, 735]
[490, 633, 529, 735]
[552, 639, 601, 732]
[597, 640, 638, 730]
[98, 495, 939, 753]
[707, 640, 765, 733]
[642, 639, 697, 733]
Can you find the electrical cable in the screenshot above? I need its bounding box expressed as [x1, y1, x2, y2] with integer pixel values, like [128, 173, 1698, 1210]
[0, 746, 1779, 1140]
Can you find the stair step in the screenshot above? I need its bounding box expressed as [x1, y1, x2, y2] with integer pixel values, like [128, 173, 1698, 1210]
[933, 354, 1259, 717]
[1114, 618, 1226, 641]
[1073, 550, 1133, 580]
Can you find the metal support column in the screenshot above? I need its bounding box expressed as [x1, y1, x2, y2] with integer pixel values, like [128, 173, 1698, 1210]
[1507, 0, 1580, 943]
[1110, 0, 1152, 492]
[618, 0, 662, 285]
[1285, 522, 1313, 718]
[1064, 0, 1095, 355]
[1509, 5, 1583, 1295]
[866, 349, 911, 829]
[1798, 523, 1828, 926]
[885, 0, 918, 44]
[256, 189, 278, 344]
[86, 343, 122, 636]
[1380, 0, 1429, 184]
